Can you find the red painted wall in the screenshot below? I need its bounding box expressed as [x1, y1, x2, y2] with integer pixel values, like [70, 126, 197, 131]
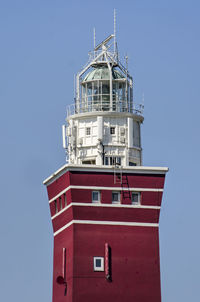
[53, 225, 74, 302]
[46, 170, 165, 203]
[53, 224, 161, 302]
[45, 168, 166, 302]
[73, 224, 161, 302]
[52, 206, 160, 234]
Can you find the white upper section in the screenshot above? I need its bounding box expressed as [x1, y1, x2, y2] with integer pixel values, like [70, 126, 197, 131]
[62, 34, 144, 167]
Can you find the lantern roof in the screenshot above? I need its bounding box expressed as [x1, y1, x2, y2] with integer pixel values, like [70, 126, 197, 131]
[83, 66, 125, 82]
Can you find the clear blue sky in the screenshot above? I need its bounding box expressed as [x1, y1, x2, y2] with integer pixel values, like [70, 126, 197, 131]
[0, 1, 200, 301]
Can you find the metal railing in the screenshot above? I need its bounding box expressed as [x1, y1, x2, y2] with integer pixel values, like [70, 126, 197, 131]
[66, 99, 144, 117]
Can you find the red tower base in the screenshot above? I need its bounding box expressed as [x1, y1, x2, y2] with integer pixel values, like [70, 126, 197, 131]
[44, 164, 168, 302]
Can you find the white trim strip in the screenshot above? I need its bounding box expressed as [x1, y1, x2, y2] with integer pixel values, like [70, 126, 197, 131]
[69, 185, 164, 192]
[49, 185, 163, 204]
[51, 202, 161, 220]
[54, 220, 159, 236]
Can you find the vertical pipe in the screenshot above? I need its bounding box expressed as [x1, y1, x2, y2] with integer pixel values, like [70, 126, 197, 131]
[105, 243, 111, 280]
[62, 248, 66, 281]
[128, 117, 133, 148]
[130, 78, 133, 113]
[125, 56, 128, 111]
[62, 125, 66, 149]
[100, 81, 102, 110]
[76, 74, 80, 113]
[92, 81, 94, 110]
[98, 80, 99, 108]
[86, 83, 88, 111]
[97, 116, 103, 141]
[74, 74, 76, 100]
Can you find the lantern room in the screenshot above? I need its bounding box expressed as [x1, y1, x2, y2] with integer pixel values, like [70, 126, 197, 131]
[79, 63, 133, 113]
[74, 34, 134, 115]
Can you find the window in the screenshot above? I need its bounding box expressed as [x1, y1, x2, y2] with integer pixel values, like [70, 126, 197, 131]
[112, 191, 120, 204]
[114, 157, 121, 166]
[104, 156, 121, 166]
[82, 159, 96, 165]
[105, 157, 109, 165]
[132, 192, 140, 205]
[92, 191, 100, 203]
[110, 127, 115, 135]
[64, 193, 67, 207]
[86, 127, 91, 135]
[129, 161, 137, 166]
[54, 200, 58, 214]
[120, 127, 125, 136]
[59, 196, 62, 210]
[93, 257, 104, 271]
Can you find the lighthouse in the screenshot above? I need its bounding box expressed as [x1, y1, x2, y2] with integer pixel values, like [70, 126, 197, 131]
[44, 32, 168, 302]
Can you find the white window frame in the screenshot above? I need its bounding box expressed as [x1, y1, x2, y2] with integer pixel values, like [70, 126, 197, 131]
[92, 191, 100, 203]
[86, 127, 91, 136]
[93, 257, 104, 271]
[112, 191, 121, 204]
[131, 192, 140, 205]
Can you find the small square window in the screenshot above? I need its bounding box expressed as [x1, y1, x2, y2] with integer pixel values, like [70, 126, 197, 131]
[132, 192, 140, 205]
[86, 127, 91, 135]
[93, 257, 104, 271]
[112, 191, 120, 204]
[110, 127, 115, 135]
[92, 191, 100, 203]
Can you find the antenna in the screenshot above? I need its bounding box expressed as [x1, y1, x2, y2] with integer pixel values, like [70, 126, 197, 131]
[93, 27, 96, 49]
[125, 54, 128, 71]
[94, 34, 114, 51]
[114, 8, 116, 55]
[73, 74, 76, 100]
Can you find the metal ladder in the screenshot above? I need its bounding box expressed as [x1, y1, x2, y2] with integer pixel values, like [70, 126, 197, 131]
[114, 165, 131, 201]
[121, 174, 131, 201]
[114, 164, 122, 184]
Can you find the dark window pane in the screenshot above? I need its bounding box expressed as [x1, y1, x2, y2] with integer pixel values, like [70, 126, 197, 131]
[132, 193, 139, 204]
[96, 259, 101, 267]
[112, 192, 119, 202]
[92, 191, 99, 201]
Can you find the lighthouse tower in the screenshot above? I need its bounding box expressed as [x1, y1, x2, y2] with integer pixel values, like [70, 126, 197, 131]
[44, 33, 168, 302]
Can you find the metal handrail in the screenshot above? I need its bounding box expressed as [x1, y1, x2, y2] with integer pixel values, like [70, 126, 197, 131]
[66, 100, 144, 117]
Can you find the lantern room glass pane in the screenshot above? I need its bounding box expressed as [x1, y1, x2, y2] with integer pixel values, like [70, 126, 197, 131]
[87, 83, 92, 95]
[102, 83, 109, 94]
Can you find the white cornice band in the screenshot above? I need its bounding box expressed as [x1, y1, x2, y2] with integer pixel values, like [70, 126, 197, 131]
[54, 219, 159, 236]
[43, 164, 169, 186]
[51, 202, 161, 220]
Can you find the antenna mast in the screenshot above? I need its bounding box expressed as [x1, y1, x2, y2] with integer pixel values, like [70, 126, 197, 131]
[93, 27, 96, 49]
[114, 8, 116, 55]
[93, 27, 96, 58]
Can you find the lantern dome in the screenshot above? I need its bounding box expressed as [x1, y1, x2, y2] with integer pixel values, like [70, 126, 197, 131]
[83, 66, 125, 82]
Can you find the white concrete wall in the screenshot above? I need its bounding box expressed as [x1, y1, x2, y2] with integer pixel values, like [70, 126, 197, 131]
[67, 114, 142, 166]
